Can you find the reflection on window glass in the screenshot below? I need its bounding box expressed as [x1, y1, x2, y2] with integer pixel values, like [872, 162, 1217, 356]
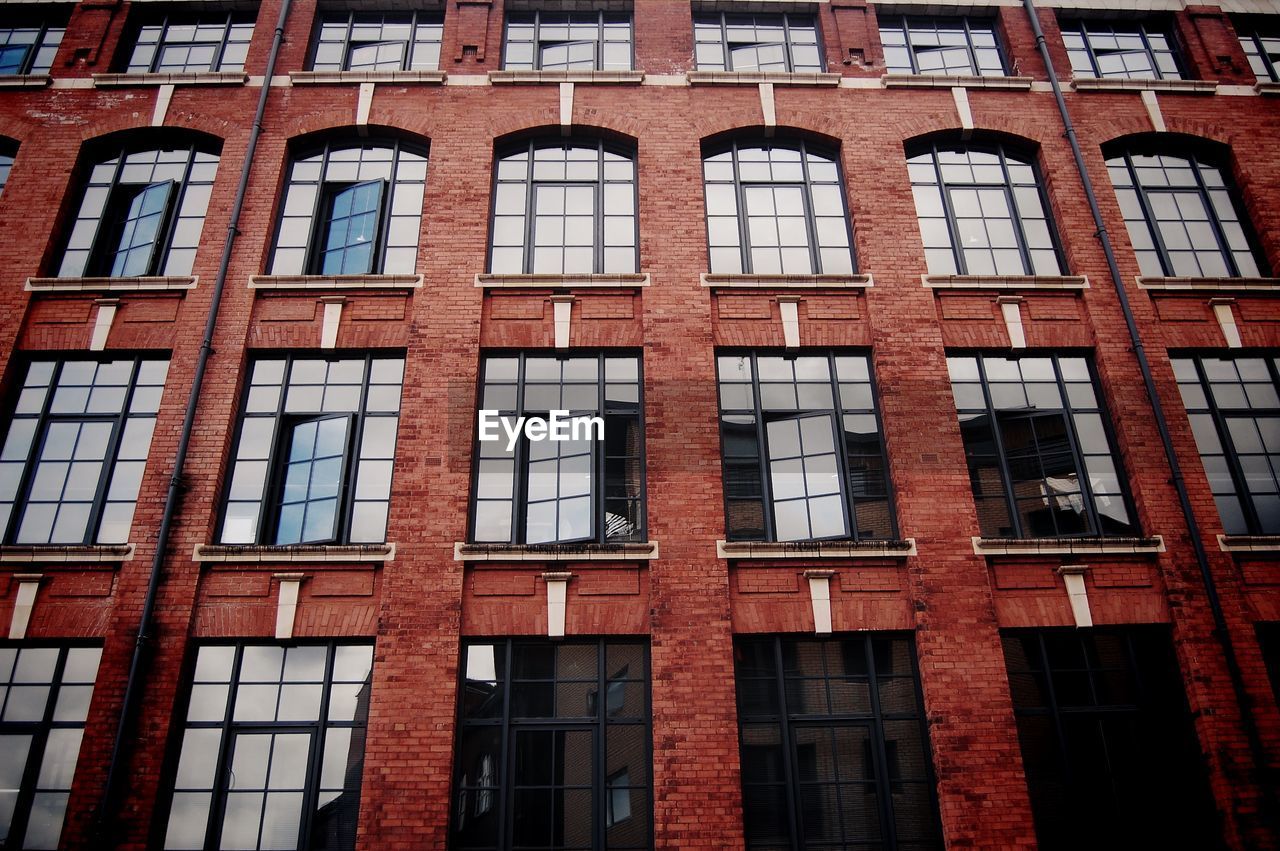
[220, 355, 403, 545]
[694, 13, 823, 72]
[0, 151, 12, 197]
[503, 12, 632, 70]
[1061, 19, 1183, 80]
[310, 12, 443, 72]
[123, 13, 254, 73]
[0, 359, 168, 545]
[0, 645, 102, 851]
[1239, 21, 1280, 82]
[881, 16, 1005, 76]
[160, 643, 373, 851]
[0, 20, 64, 76]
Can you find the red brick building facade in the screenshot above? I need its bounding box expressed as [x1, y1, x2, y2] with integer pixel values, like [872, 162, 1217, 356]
[0, 0, 1279, 848]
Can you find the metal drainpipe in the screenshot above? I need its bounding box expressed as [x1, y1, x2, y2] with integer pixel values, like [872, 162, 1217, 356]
[1020, 0, 1276, 836]
[94, 0, 294, 839]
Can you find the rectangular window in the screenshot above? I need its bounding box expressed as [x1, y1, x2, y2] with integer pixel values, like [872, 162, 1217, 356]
[219, 355, 403, 546]
[880, 16, 1006, 77]
[123, 12, 255, 73]
[1061, 18, 1183, 80]
[735, 635, 941, 851]
[717, 353, 895, 542]
[948, 354, 1136, 538]
[503, 11, 632, 71]
[0, 17, 64, 76]
[1171, 355, 1280, 535]
[471, 353, 644, 545]
[0, 645, 102, 851]
[159, 643, 373, 851]
[1238, 19, 1280, 82]
[310, 12, 443, 72]
[453, 639, 651, 850]
[694, 13, 824, 73]
[0, 358, 168, 546]
[1003, 628, 1217, 851]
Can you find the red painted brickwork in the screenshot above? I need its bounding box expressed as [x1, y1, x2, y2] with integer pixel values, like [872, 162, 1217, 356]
[0, 1, 1277, 849]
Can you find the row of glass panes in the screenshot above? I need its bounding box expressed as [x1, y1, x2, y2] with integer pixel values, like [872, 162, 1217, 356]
[5, 11, 1280, 81]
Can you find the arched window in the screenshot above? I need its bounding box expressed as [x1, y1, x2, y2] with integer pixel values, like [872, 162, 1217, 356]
[908, 141, 1063, 276]
[1105, 143, 1264, 278]
[703, 139, 854, 275]
[0, 139, 15, 197]
[489, 138, 638, 274]
[269, 138, 427, 275]
[57, 139, 220, 278]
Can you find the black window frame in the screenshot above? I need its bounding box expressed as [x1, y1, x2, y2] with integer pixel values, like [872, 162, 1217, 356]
[715, 351, 897, 543]
[267, 137, 428, 277]
[501, 10, 634, 72]
[451, 638, 653, 851]
[1060, 17, 1185, 80]
[0, 140, 15, 198]
[216, 353, 404, 547]
[307, 10, 445, 73]
[0, 641, 103, 851]
[469, 351, 646, 546]
[154, 640, 375, 851]
[907, 140, 1066, 277]
[879, 15, 1008, 77]
[1105, 143, 1267, 280]
[119, 9, 256, 74]
[487, 137, 639, 276]
[0, 12, 66, 77]
[1237, 17, 1280, 82]
[948, 353, 1138, 539]
[0, 356, 169, 547]
[734, 633, 943, 851]
[693, 11, 825, 73]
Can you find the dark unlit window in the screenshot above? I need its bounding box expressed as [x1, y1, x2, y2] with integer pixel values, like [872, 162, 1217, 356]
[1239, 20, 1280, 82]
[1061, 19, 1183, 80]
[123, 12, 254, 73]
[310, 12, 443, 72]
[948, 355, 1136, 538]
[160, 643, 373, 851]
[694, 13, 823, 72]
[717, 353, 894, 542]
[219, 355, 403, 545]
[880, 16, 1005, 76]
[453, 640, 651, 850]
[503, 11, 632, 71]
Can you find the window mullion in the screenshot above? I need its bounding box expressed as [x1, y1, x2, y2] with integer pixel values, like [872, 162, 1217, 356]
[864, 637, 901, 851]
[1186, 153, 1243, 278]
[901, 17, 920, 75]
[1125, 154, 1177, 277]
[977, 358, 1022, 537]
[931, 146, 969, 276]
[797, 142, 822, 274]
[1052, 360, 1101, 536]
[997, 148, 1036, 276]
[828, 353, 858, 539]
[83, 358, 141, 545]
[963, 18, 980, 75]
[751, 356, 778, 542]
[1199, 359, 1262, 534]
[730, 144, 751, 274]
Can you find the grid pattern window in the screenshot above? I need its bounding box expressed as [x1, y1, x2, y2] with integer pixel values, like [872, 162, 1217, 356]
[1061, 19, 1183, 80]
[490, 139, 637, 275]
[1171, 356, 1280, 535]
[1106, 147, 1264, 279]
[123, 12, 254, 73]
[57, 143, 219, 278]
[0, 359, 168, 546]
[503, 12, 632, 71]
[0, 645, 102, 851]
[269, 140, 426, 276]
[735, 635, 941, 851]
[908, 143, 1062, 277]
[159, 643, 373, 851]
[1003, 628, 1217, 851]
[716, 353, 894, 543]
[881, 16, 1005, 77]
[704, 140, 855, 275]
[694, 13, 823, 72]
[948, 355, 1136, 538]
[0, 18, 64, 76]
[453, 640, 651, 851]
[1239, 20, 1280, 82]
[219, 355, 403, 546]
[310, 12, 443, 72]
[0, 149, 13, 197]
[472, 354, 643, 545]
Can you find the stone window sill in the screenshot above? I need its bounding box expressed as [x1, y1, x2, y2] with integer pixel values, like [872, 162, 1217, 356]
[26, 275, 197, 292]
[0, 74, 51, 89]
[687, 70, 840, 86]
[717, 539, 916, 560]
[923, 274, 1088, 290]
[454, 542, 659, 562]
[475, 273, 649, 289]
[289, 70, 446, 85]
[972, 535, 1164, 555]
[0, 544, 135, 564]
[92, 71, 248, 87]
[882, 73, 1033, 90]
[1070, 77, 1217, 94]
[1218, 535, 1280, 553]
[489, 70, 644, 84]
[248, 274, 422, 290]
[1256, 81, 1280, 95]
[701, 273, 872, 289]
[193, 543, 396, 563]
[1136, 275, 1280, 292]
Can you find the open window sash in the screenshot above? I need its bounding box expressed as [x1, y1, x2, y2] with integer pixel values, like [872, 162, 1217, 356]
[273, 414, 354, 545]
[315, 179, 386, 276]
[763, 411, 849, 542]
[94, 179, 176, 277]
[520, 414, 595, 545]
